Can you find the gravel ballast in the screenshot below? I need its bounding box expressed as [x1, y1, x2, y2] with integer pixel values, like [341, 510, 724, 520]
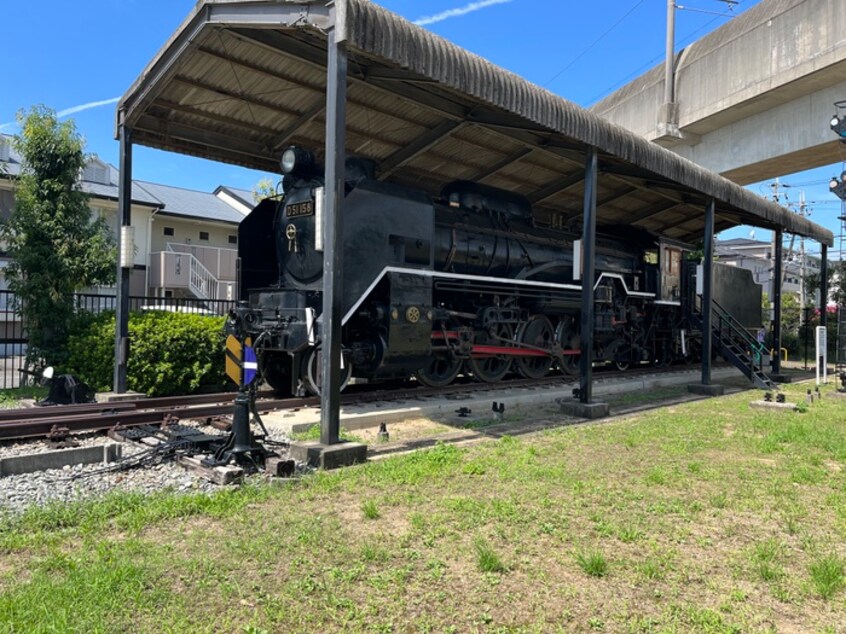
[0, 422, 297, 516]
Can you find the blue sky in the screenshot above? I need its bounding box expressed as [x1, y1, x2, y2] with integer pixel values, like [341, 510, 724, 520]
[1, 0, 842, 251]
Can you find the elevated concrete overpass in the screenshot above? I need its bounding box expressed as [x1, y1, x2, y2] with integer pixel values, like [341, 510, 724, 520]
[591, 0, 846, 185]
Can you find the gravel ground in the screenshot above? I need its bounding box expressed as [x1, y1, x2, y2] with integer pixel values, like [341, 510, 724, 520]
[0, 421, 297, 517]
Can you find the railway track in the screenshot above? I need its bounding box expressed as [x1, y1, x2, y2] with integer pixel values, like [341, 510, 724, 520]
[0, 363, 722, 441]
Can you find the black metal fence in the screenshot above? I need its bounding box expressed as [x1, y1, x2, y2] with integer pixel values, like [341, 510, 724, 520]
[0, 291, 235, 390]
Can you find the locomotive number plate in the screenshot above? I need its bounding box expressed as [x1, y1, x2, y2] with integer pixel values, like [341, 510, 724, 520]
[286, 200, 314, 218]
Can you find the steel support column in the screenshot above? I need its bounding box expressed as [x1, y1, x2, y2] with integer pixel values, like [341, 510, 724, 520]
[113, 123, 133, 394]
[701, 199, 715, 385]
[772, 229, 783, 374]
[319, 11, 348, 446]
[579, 147, 598, 404]
[820, 243, 829, 328]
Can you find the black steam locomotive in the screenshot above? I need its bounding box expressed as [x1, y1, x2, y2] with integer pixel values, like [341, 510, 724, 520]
[236, 147, 760, 395]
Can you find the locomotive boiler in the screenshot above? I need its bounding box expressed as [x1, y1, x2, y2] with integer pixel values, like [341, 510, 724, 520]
[236, 146, 757, 395]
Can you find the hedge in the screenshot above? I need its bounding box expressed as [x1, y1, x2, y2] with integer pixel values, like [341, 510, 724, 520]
[66, 311, 228, 397]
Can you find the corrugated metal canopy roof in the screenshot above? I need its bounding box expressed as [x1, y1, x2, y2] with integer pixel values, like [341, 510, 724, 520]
[118, 0, 833, 246]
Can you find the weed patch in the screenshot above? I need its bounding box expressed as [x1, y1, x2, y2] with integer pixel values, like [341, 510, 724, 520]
[809, 553, 845, 599]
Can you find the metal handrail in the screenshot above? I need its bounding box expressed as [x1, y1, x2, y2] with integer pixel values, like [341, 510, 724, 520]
[690, 294, 768, 378]
[165, 244, 219, 300]
[710, 301, 767, 374]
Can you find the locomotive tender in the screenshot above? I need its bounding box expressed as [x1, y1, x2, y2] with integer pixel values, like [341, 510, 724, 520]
[236, 146, 761, 395]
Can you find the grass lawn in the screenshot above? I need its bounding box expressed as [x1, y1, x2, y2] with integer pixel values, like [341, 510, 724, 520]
[0, 385, 48, 408]
[1, 381, 846, 632]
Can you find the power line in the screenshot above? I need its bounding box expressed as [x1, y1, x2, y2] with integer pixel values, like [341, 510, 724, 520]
[676, 5, 736, 17]
[543, 0, 648, 89]
[585, 0, 747, 106]
[781, 179, 831, 188]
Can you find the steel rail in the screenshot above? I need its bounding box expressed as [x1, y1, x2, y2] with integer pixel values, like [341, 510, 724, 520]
[0, 397, 305, 441]
[0, 364, 728, 441]
[0, 390, 276, 423]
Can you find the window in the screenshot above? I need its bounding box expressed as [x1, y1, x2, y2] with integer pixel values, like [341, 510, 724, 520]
[199, 231, 209, 241]
[228, 235, 237, 245]
[163, 227, 174, 236]
[81, 159, 109, 185]
[0, 189, 14, 220]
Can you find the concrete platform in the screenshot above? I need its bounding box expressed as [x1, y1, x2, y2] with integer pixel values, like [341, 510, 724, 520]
[288, 440, 367, 469]
[96, 391, 146, 403]
[261, 366, 744, 436]
[768, 373, 793, 384]
[749, 400, 798, 411]
[558, 400, 610, 419]
[687, 383, 725, 396]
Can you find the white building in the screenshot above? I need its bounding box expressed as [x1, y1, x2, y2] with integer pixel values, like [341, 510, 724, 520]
[0, 134, 258, 303]
[716, 236, 820, 307]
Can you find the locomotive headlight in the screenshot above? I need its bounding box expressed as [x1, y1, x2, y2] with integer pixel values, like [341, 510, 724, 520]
[281, 149, 297, 174]
[831, 115, 840, 129]
[391, 308, 399, 321]
[280, 146, 315, 177]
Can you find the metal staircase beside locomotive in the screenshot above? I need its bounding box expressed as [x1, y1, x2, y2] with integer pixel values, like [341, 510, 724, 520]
[687, 297, 774, 389]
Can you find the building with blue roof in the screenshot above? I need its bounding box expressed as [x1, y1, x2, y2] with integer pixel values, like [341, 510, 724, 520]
[0, 133, 258, 303]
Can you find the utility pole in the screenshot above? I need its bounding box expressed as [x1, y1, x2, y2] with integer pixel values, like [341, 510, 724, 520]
[799, 192, 807, 325]
[664, 0, 675, 106]
[660, 1, 738, 142]
[658, 0, 681, 141]
[769, 178, 783, 322]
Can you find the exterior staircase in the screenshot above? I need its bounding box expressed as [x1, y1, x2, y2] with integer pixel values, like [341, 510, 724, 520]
[687, 297, 774, 389]
[166, 244, 219, 300]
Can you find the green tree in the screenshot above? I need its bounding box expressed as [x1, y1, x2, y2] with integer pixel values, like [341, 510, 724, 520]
[2, 106, 116, 368]
[252, 177, 277, 203]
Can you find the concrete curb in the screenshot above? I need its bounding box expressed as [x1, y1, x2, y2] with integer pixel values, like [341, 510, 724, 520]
[0, 444, 122, 477]
[266, 366, 747, 434]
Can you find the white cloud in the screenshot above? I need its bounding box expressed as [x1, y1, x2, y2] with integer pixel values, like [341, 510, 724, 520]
[0, 97, 120, 135]
[414, 0, 513, 26]
[57, 97, 120, 118]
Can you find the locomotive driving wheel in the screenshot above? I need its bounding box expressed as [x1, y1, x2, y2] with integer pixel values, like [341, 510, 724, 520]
[416, 354, 463, 388]
[261, 353, 293, 397]
[554, 316, 580, 375]
[468, 322, 514, 383]
[516, 315, 554, 379]
[300, 347, 353, 396]
[608, 339, 632, 371]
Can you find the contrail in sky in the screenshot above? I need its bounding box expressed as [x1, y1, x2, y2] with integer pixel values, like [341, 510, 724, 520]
[57, 97, 120, 118]
[414, 0, 513, 26]
[1, 97, 121, 134]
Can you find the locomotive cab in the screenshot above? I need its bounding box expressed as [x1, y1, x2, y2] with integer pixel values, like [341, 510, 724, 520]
[659, 240, 686, 303]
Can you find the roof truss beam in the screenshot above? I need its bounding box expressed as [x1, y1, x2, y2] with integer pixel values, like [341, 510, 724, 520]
[378, 120, 465, 179]
[122, 3, 332, 125]
[233, 28, 471, 120]
[152, 99, 268, 136]
[197, 40, 420, 129]
[171, 75, 409, 156]
[596, 185, 639, 209]
[472, 147, 532, 181]
[527, 171, 584, 204]
[135, 114, 271, 163]
[271, 101, 325, 152]
[626, 201, 683, 224]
